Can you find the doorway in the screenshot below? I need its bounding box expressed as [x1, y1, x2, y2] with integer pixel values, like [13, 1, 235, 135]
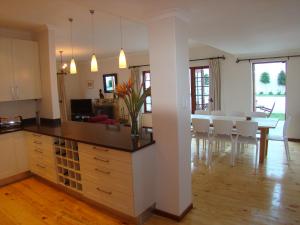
[253, 61, 286, 135]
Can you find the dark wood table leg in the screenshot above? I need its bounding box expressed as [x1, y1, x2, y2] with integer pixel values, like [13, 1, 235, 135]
[265, 128, 269, 157]
[259, 128, 268, 164]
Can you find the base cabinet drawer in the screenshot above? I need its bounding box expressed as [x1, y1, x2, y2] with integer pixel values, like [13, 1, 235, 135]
[83, 180, 134, 216]
[30, 162, 56, 182]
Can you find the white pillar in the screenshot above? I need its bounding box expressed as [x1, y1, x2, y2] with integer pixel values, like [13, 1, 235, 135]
[148, 11, 192, 216]
[34, 26, 60, 119]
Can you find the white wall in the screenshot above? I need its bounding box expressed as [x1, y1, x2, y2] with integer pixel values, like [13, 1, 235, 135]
[286, 58, 300, 139]
[0, 27, 38, 119]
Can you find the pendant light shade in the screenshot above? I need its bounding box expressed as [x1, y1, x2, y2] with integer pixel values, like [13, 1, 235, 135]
[118, 17, 127, 69]
[70, 58, 77, 74]
[119, 48, 127, 69]
[69, 18, 77, 74]
[89, 9, 98, 72]
[91, 53, 98, 72]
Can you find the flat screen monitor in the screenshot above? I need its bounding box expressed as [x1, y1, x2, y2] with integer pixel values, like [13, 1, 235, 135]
[71, 99, 93, 115]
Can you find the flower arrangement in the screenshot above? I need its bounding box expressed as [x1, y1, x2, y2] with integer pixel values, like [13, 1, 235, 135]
[116, 78, 151, 136]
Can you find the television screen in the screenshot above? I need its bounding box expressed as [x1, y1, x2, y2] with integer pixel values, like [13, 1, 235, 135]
[71, 99, 93, 115]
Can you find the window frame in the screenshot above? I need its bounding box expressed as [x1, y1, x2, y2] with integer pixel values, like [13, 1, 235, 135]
[190, 66, 210, 113]
[142, 71, 152, 113]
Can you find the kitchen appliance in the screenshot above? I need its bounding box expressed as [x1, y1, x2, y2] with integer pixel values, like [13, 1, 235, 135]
[0, 116, 23, 130]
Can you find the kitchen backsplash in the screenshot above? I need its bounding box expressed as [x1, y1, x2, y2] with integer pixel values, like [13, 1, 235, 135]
[0, 100, 37, 119]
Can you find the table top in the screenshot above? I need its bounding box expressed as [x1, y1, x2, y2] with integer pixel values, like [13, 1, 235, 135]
[191, 114, 279, 129]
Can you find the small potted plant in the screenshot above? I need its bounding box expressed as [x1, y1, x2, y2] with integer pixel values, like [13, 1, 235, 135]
[116, 78, 151, 136]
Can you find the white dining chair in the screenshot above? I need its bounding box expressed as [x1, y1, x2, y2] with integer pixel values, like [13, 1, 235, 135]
[235, 121, 259, 167]
[211, 110, 226, 116]
[267, 117, 291, 161]
[192, 118, 211, 160]
[230, 111, 246, 117]
[212, 120, 234, 165]
[249, 112, 267, 118]
[194, 110, 210, 115]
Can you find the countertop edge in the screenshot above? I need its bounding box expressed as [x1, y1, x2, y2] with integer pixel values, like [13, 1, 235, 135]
[22, 127, 155, 153]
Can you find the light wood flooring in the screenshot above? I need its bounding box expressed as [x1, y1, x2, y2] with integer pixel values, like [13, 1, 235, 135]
[0, 140, 300, 225]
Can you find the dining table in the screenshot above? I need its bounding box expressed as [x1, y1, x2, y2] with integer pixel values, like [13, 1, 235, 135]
[191, 114, 279, 164]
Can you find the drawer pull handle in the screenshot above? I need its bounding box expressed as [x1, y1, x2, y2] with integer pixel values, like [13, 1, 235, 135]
[34, 149, 43, 153]
[33, 141, 42, 145]
[93, 146, 109, 152]
[33, 134, 42, 137]
[96, 187, 112, 195]
[94, 157, 109, 163]
[95, 168, 111, 175]
[36, 164, 45, 169]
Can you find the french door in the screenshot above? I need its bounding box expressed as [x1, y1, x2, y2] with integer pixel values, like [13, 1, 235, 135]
[190, 66, 210, 114]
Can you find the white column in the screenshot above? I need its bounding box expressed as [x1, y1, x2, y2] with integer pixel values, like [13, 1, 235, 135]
[148, 11, 192, 216]
[34, 26, 60, 119]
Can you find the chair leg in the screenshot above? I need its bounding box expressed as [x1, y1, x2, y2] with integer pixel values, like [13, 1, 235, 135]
[231, 141, 236, 166]
[255, 143, 258, 168]
[284, 139, 290, 161]
[196, 136, 199, 156]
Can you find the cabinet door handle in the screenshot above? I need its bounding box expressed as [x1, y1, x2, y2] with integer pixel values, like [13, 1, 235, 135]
[93, 146, 109, 152]
[34, 148, 43, 153]
[95, 168, 111, 175]
[96, 187, 112, 195]
[36, 164, 45, 169]
[15, 86, 19, 99]
[94, 157, 109, 163]
[33, 141, 42, 145]
[10, 86, 16, 99]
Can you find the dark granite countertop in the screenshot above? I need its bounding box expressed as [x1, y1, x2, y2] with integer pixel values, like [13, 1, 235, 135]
[23, 121, 155, 152]
[0, 127, 23, 135]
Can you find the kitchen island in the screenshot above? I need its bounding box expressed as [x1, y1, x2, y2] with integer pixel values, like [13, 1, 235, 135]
[0, 121, 155, 224]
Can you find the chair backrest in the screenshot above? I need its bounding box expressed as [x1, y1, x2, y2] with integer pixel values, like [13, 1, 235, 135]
[283, 116, 291, 138]
[235, 121, 258, 138]
[194, 110, 210, 115]
[213, 120, 234, 136]
[250, 112, 267, 118]
[141, 113, 152, 128]
[229, 111, 246, 117]
[192, 118, 210, 134]
[211, 110, 226, 116]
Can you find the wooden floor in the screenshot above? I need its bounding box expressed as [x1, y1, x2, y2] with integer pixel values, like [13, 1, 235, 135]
[0, 140, 300, 225]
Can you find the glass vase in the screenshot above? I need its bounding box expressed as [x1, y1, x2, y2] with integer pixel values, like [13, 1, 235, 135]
[130, 116, 139, 137]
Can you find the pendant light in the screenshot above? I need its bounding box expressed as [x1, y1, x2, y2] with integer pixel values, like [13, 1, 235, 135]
[119, 17, 127, 69]
[90, 9, 98, 72]
[58, 50, 68, 75]
[69, 18, 77, 74]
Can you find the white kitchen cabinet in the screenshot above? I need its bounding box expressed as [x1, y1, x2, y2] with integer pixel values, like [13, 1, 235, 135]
[13, 131, 29, 172]
[0, 37, 42, 102]
[0, 38, 14, 102]
[0, 131, 29, 180]
[12, 39, 42, 100]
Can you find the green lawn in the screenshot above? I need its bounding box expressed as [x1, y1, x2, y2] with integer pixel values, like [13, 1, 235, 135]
[270, 113, 285, 121]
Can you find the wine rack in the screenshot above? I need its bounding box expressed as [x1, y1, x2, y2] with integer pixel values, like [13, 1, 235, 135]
[54, 137, 82, 192]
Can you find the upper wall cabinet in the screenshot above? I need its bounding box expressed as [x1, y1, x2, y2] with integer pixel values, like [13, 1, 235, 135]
[0, 38, 14, 102]
[0, 38, 42, 102]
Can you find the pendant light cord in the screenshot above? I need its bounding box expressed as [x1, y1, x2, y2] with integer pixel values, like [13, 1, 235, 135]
[69, 18, 74, 57]
[90, 10, 95, 54]
[120, 17, 123, 49]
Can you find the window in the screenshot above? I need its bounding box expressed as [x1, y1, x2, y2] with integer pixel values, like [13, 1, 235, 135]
[190, 66, 210, 113]
[143, 71, 152, 113]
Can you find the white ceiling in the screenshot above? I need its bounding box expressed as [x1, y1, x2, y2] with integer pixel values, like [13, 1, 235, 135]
[0, 0, 300, 59]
